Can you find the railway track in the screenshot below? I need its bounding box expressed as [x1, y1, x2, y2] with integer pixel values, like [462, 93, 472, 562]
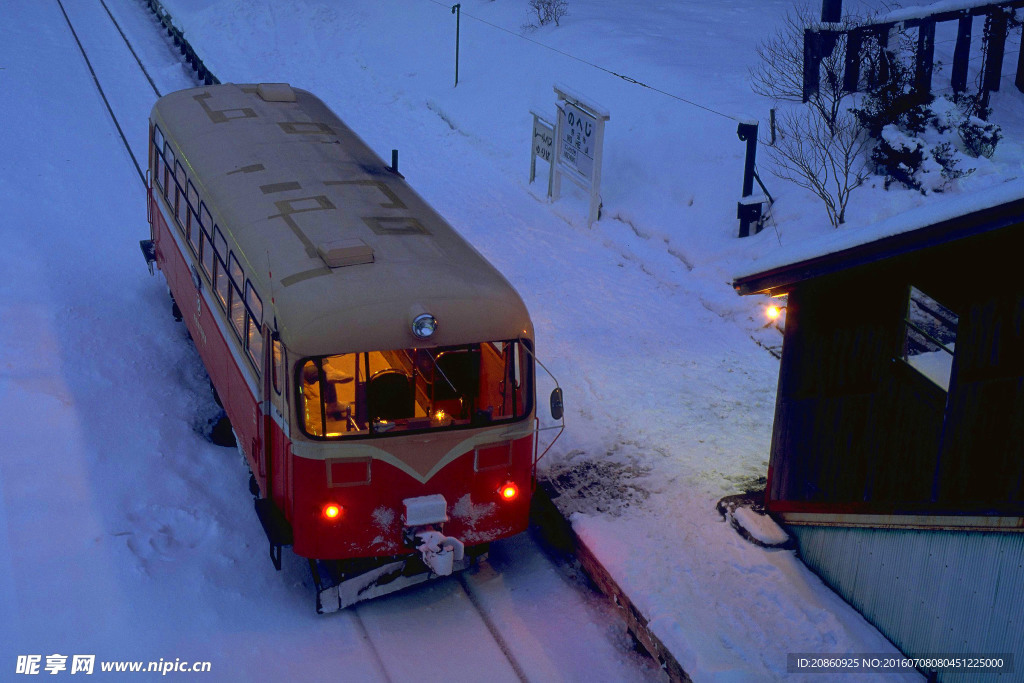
[51, 2, 657, 679]
[54, 0, 185, 186]
[350, 567, 529, 682]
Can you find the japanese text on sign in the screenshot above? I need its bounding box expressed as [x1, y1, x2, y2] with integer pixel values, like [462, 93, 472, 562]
[557, 102, 596, 183]
[533, 118, 553, 163]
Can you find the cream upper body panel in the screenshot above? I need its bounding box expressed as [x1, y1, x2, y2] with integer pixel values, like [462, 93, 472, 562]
[151, 84, 533, 357]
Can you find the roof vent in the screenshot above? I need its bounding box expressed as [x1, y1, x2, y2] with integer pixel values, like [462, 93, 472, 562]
[317, 239, 374, 268]
[256, 83, 297, 102]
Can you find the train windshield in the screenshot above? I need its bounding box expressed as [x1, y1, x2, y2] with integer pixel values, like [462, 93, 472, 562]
[298, 340, 532, 439]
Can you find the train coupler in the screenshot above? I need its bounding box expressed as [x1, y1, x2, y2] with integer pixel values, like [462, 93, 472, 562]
[414, 530, 465, 577]
[400, 493, 465, 576]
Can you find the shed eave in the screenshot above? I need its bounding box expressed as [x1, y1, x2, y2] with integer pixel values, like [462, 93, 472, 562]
[733, 195, 1024, 296]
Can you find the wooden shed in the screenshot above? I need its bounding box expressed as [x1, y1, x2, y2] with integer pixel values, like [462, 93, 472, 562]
[734, 194, 1024, 530]
[734, 194, 1024, 679]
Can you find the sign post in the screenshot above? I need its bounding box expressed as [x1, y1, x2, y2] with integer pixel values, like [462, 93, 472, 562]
[552, 85, 609, 226]
[530, 110, 555, 198]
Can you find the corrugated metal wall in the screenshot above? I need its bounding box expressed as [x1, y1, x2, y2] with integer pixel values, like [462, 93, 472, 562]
[791, 525, 1023, 682]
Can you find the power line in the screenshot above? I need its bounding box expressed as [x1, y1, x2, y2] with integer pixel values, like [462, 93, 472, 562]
[423, 0, 742, 122]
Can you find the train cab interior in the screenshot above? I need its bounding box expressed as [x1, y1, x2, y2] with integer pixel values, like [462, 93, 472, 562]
[298, 341, 529, 439]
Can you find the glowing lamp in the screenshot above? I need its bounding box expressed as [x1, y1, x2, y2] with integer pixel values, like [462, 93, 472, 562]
[766, 305, 782, 320]
[498, 482, 519, 501]
[322, 503, 342, 521]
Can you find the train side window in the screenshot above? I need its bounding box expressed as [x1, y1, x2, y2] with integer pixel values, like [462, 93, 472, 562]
[200, 203, 212, 233]
[272, 338, 284, 395]
[215, 260, 229, 309]
[229, 280, 246, 343]
[213, 227, 229, 308]
[245, 282, 263, 325]
[229, 252, 243, 286]
[213, 228, 228, 289]
[188, 212, 201, 257]
[247, 322, 263, 371]
[244, 282, 262, 325]
[153, 153, 164, 192]
[299, 356, 362, 438]
[213, 226, 227, 260]
[153, 125, 165, 156]
[186, 181, 199, 240]
[484, 341, 528, 420]
[174, 162, 188, 227]
[200, 228, 215, 279]
[299, 359, 326, 437]
[162, 145, 175, 201]
[175, 160, 187, 214]
[186, 181, 199, 212]
[512, 342, 528, 415]
[244, 282, 264, 370]
[152, 126, 165, 190]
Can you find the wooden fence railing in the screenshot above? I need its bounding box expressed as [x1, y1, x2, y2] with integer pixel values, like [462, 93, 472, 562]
[804, 1, 1024, 107]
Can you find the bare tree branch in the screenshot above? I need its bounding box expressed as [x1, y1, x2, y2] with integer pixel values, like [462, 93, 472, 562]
[769, 108, 871, 226]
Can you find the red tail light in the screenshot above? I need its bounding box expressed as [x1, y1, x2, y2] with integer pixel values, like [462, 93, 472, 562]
[322, 503, 343, 521]
[498, 482, 519, 502]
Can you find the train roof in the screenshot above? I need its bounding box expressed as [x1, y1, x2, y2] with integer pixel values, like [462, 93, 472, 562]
[150, 83, 532, 356]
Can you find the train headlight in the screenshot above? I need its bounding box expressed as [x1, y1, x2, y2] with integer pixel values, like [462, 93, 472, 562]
[498, 482, 519, 502]
[411, 313, 438, 339]
[322, 503, 343, 521]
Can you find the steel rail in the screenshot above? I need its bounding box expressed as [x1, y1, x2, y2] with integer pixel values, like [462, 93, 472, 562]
[54, 0, 147, 187]
[100, 0, 163, 99]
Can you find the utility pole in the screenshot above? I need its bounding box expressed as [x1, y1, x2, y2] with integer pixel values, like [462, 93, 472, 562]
[821, 0, 842, 22]
[451, 4, 461, 87]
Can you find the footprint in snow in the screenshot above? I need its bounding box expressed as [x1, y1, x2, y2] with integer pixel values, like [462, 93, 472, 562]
[122, 505, 218, 565]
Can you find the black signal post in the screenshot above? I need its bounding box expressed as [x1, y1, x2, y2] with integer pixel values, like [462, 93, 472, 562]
[451, 4, 461, 87]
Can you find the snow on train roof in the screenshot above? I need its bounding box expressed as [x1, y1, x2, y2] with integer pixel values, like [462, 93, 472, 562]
[150, 83, 532, 356]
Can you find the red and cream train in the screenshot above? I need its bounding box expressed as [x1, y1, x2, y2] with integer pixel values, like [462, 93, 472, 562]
[141, 83, 562, 612]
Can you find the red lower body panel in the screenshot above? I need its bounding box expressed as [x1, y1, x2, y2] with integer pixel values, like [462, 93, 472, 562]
[291, 435, 534, 559]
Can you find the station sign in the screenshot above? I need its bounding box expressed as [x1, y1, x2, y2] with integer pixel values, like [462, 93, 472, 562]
[552, 85, 609, 226]
[529, 111, 555, 198]
[557, 101, 596, 184]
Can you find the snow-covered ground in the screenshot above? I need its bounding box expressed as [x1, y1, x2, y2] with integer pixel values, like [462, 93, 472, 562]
[3, 0, 1021, 679]
[0, 2, 656, 681]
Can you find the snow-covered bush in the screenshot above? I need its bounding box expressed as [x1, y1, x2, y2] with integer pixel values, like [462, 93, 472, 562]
[851, 37, 932, 138]
[958, 117, 1002, 158]
[930, 141, 971, 182]
[870, 117, 974, 194]
[871, 125, 926, 191]
[851, 27, 980, 194]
